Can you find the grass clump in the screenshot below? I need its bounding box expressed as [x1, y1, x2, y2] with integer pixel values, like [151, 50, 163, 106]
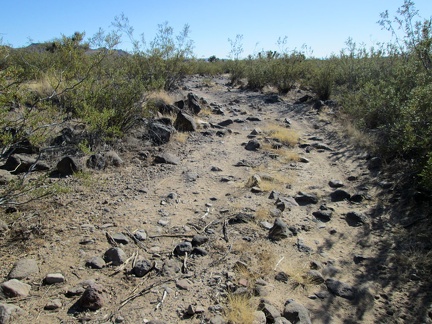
[264, 124, 299, 147]
[225, 294, 255, 324]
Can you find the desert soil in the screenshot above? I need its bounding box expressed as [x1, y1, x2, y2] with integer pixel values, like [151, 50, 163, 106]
[0, 75, 429, 323]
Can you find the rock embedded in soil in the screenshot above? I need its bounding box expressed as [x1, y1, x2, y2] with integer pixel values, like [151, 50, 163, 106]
[103, 247, 127, 266]
[1, 279, 31, 298]
[86, 256, 106, 269]
[245, 139, 261, 151]
[132, 259, 153, 277]
[77, 284, 106, 311]
[268, 218, 292, 241]
[329, 179, 344, 188]
[154, 153, 180, 165]
[283, 300, 312, 324]
[56, 156, 81, 176]
[174, 242, 193, 256]
[294, 192, 319, 205]
[148, 122, 175, 145]
[134, 229, 147, 241]
[111, 233, 129, 245]
[174, 111, 197, 132]
[258, 300, 281, 322]
[0, 303, 24, 324]
[312, 210, 332, 222]
[44, 299, 62, 310]
[191, 235, 209, 247]
[345, 212, 369, 227]
[325, 278, 356, 300]
[8, 258, 39, 280]
[330, 189, 351, 202]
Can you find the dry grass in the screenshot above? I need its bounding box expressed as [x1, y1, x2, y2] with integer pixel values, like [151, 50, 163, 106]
[245, 170, 292, 192]
[264, 124, 299, 147]
[341, 119, 374, 150]
[278, 259, 318, 291]
[225, 294, 255, 324]
[255, 207, 271, 222]
[146, 90, 175, 105]
[172, 132, 189, 143]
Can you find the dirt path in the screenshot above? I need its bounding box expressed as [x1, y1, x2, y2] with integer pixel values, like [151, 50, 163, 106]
[0, 75, 427, 323]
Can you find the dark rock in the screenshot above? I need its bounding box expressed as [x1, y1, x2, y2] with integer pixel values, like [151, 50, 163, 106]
[174, 242, 193, 256]
[312, 210, 332, 222]
[191, 235, 209, 247]
[51, 127, 76, 146]
[148, 122, 175, 145]
[229, 213, 255, 224]
[56, 156, 81, 176]
[86, 154, 106, 170]
[345, 212, 369, 227]
[8, 258, 39, 279]
[161, 259, 181, 276]
[77, 285, 105, 311]
[283, 300, 312, 324]
[211, 166, 222, 172]
[187, 93, 201, 114]
[191, 247, 208, 256]
[258, 300, 281, 322]
[86, 256, 106, 269]
[275, 271, 289, 283]
[1, 154, 49, 174]
[353, 254, 368, 264]
[294, 192, 318, 205]
[313, 100, 324, 110]
[111, 233, 129, 245]
[154, 117, 173, 126]
[246, 116, 262, 122]
[103, 247, 127, 266]
[276, 196, 299, 211]
[174, 99, 185, 110]
[326, 278, 356, 300]
[269, 218, 292, 241]
[294, 95, 313, 104]
[274, 317, 292, 324]
[154, 153, 180, 165]
[330, 189, 351, 202]
[264, 95, 283, 104]
[296, 238, 313, 253]
[245, 139, 261, 151]
[218, 119, 233, 127]
[349, 193, 364, 203]
[329, 179, 344, 188]
[132, 259, 153, 277]
[367, 157, 382, 170]
[6, 138, 38, 155]
[174, 112, 197, 132]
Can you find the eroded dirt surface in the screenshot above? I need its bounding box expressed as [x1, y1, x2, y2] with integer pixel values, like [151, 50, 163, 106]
[0, 75, 429, 323]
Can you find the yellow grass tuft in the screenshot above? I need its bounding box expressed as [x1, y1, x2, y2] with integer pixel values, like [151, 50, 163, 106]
[225, 294, 255, 324]
[172, 131, 189, 143]
[264, 124, 299, 147]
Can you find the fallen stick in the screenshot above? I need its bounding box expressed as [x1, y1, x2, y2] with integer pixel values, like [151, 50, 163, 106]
[182, 252, 188, 274]
[119, 278, 176, 309]
[201, 207, 210, 219]
[274, 256, 285, 271]
[155, 289, 168, 310]
[110, 251, 137, 277]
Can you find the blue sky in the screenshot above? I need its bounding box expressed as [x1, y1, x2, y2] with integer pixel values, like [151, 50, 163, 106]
[1, 0, 431, 58]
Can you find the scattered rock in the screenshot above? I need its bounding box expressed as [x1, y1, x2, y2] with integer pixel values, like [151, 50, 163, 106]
[253, 310, 267, 324]
[345, 212, 369, 227]
[44, 273, 65, 284]
[174, 112, 197, 132]
[218, 119, 233, 127]
[304, 270, 325, 284]
[148, 122, 175, 145]
[44, 299, 62, 310]
[1, 279, 31, 298]
[176, 279, 192, 290]
[245, 139, 261, 151]
[86, 154, 106, 170]
[258, 300, 281, 322]
[1, 154, 49, 174]
[132, 259, 153, 277]
[111, 233, 129, 245]
[329, 179, 344, 188]
[174, 242, 193, 256]
[275, 272, 289, 283]
[229, 213, 255, 224]
[134, 229, 147, 241]
[8, 258, 39, 280]
[330, 189, 351, 202]
[86, 256, 106, 269]
[192, 235, 209, 247]
[154, 153, 180, 165]
[56, 156, 81, 176]
[283, 300, 312, 324]
[0, 303, 24, 324]
[294, 192, 318, 205]
[269, 218, 292, 241]
[276, 196, 299, 211]
[325, 278, 356, 300]
[312, 210, 332, 222]
[77, 284, 106, 311]
[103, 247, 127, 266]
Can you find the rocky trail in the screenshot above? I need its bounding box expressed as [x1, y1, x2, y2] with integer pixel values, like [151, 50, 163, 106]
[0, 75, 429, 323]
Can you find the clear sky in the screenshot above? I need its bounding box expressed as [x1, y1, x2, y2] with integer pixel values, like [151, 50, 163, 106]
[1, 0, 431, 59]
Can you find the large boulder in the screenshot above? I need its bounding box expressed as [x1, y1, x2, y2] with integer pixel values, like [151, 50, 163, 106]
[1, 154, 49, 174]
[174, 112, 197, 132]
[148, 122, 175, 145]
[187, 93, 201, 114]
